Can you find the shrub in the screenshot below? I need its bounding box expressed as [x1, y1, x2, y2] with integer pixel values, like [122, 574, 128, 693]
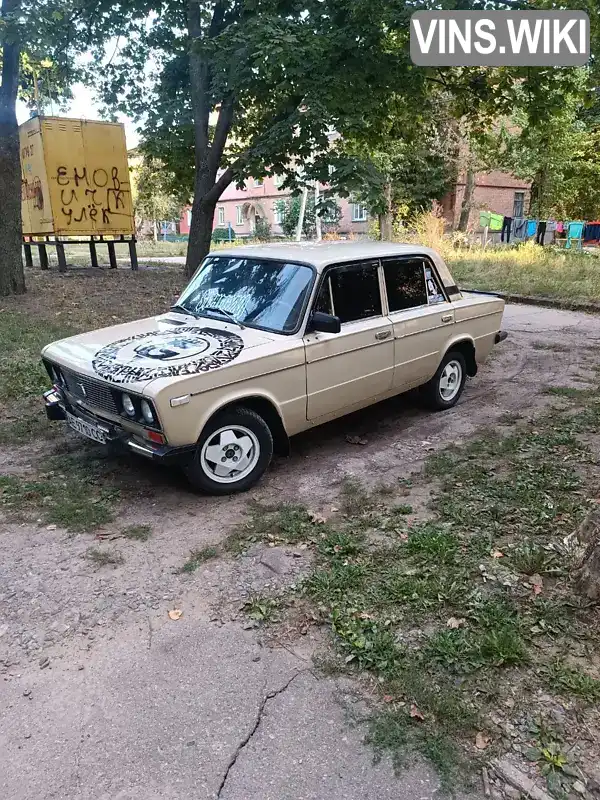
[212, 227, 236, 243]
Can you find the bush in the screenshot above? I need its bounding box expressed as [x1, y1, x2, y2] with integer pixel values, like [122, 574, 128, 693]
[212, 227, 236, 243]
[254, 217, 271, 241]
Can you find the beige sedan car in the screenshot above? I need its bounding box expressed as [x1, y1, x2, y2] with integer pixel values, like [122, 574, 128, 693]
[42, 242, 506, 493]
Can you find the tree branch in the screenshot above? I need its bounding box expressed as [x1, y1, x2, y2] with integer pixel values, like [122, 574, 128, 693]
[208, 95, 235, 176]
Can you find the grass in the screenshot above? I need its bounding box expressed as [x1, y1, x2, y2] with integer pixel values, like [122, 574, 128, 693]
[229, 382, 600, 792]
[446, 242, 600, 304]
[545, 661, 600, 703]
[243, 594, 282, 623]
[180, 545, 219, 573]
[122, 524, 152, 542]
[86, 547, 124, 567]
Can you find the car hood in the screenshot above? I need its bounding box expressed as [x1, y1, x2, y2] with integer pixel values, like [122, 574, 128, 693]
[42, 313, 274, 392]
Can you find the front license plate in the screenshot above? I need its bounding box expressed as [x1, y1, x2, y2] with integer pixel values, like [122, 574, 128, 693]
[66, 411, 108, 444]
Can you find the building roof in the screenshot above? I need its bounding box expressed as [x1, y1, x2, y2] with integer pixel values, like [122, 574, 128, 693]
[214, 241, 441, 271]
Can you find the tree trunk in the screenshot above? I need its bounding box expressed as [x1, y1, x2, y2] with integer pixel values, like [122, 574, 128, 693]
[379, 181, 393, 241]
[457, 168, 475, 232]
[379, 213, 393, 241]
[0, 0, 26, 297]
[185, 183, 216, 277]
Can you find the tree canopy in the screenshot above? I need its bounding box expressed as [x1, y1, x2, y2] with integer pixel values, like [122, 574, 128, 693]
[83, 0, 595, 271]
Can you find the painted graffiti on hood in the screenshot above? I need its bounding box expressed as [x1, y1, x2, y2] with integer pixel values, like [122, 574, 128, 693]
[92, 327, 245, 384]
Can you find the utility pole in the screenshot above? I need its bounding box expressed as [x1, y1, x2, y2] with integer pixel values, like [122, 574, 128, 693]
[315, 182, 322, 241]
[295, 186, 309, 242]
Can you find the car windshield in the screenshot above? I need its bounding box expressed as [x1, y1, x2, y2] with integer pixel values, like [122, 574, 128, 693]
[175, 256, 315, 334]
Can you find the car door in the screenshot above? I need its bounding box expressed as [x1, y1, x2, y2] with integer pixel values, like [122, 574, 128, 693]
[304, 259, 394, 420]
[382, 256, 455, 391]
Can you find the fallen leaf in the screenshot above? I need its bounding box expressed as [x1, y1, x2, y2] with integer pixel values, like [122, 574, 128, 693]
[446, 617, 466, 629]
[491, 550, 504, 559]
[410, 703, 425, 721]
[475, 731, 491, 750]
[168, 609, 183, 621]
[533, 583, 543, 595]
[399, 533, 409, 541]
[308, 510, 327, 524]
[330, 506, 339, 513]
[345, 435, 368, 446]
[383, 695, 394, 703]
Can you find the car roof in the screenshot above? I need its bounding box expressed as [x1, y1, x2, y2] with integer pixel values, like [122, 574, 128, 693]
[213, 241, 442, 272]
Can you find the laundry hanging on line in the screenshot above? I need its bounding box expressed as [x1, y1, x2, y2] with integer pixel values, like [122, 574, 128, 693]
[526, 220, 538, 238]
[583, 222, 600, 245]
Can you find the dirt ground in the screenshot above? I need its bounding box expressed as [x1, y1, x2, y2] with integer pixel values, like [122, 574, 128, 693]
[1, 302, 599, 800]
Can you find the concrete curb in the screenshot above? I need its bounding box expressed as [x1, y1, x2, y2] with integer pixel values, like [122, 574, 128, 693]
[461, 288, 600, 314]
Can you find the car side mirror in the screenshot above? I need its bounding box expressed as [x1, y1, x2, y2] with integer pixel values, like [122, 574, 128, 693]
[309, 311, 341, 334]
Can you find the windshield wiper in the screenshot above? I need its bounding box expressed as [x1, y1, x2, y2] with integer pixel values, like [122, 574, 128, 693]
[197, 306, 245, 330]
[170, 304, 199, 318]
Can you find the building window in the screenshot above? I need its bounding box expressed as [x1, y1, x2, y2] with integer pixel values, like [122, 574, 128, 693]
[274, 174, 285, 188]
[217, 207, 225, 225]
[513, 191, 525, 218]
[274, 203, 284, 225]
[236, 205, 243, 226]
[254, 178, 264, 187]
[351, 203, 368, 222]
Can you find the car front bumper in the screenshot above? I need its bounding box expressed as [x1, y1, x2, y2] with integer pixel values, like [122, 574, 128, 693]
[43, 389, 194, 464]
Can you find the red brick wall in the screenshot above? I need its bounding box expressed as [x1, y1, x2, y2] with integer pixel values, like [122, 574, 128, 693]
[444, 170, 531, 229]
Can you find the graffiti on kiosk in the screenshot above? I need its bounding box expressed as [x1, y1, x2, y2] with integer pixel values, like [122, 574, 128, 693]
[56, 165, 131, 227]
[22, 176, 44, 210]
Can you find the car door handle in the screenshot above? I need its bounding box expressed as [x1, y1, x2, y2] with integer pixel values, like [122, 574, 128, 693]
[441, 314, 453, 323]
[375, 330, 392, 340]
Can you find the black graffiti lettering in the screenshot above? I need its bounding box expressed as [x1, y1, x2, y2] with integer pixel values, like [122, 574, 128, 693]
[93, 168, 108, 188]
[85, 188, 103, 206]
[56, 166, 69, 186]
[74, 207, 88, 223]
[111, 166, 121, 190]
[107, 188, 126, 212]
[102, 208, 111, 224]
[61, 189, 77, 206]
[62, 207, 73, 225]
[89, 206, 98, 223]
[73, 167, 89, 187]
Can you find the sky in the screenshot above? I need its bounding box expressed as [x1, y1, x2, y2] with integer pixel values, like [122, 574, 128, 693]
[16, 83, 140, 148]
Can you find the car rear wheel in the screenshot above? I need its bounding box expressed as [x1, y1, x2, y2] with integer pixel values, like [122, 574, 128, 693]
[184, 407, 273, 494]
[421, 350, 467, 410]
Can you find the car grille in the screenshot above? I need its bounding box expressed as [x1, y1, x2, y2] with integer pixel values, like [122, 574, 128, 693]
[61, 368, 119, 416]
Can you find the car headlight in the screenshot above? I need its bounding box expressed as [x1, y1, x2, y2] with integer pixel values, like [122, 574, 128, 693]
[141, 400, 155, 425]
[122, 393, 136, 417]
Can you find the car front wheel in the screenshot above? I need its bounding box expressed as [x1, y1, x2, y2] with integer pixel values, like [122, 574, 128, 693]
[421, 350, 467, 410]
[184, 407, 273, 494]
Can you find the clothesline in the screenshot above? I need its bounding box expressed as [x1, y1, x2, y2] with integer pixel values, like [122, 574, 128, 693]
[478, 211, 599, 249]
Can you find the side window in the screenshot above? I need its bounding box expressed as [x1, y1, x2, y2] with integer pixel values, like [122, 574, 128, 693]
[326, 261, 382, 323]
[314, 276, 333, 315]
[424, 263, 447, 305]
[383, 258, 428, 312]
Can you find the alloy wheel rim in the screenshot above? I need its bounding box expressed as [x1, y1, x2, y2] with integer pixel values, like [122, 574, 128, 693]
[200, 425, 260, 484]
[439, 360, 462, 401]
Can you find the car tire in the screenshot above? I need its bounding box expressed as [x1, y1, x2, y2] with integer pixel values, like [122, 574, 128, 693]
[420, 350, 467, 411]
[183, 406, 273, 494]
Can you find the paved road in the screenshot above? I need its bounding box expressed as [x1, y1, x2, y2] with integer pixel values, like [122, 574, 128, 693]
[1, 304, 599, 800]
